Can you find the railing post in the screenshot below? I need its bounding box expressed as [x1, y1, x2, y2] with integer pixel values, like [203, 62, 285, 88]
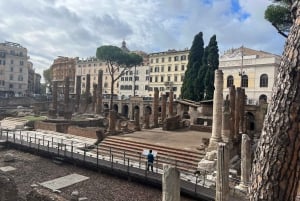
[145, 161, 148, 177]
[96, 145, 99, 168]
[34, 133, 36, 144]
[13, 132, 15, 143]
[0, 129, 2, 138]
[156, 156, 158, 173]
[109, 147, 112, 162]
[47, 141, 49, 152]
[64, 144, 66, 157]
[6, 131, 8, 141]
[123, 151, 125, 165]
[29, 137, 32, 148]
[57, 142, 60, 156]
[42, 135, 45, 146]
[38, 139, 40, 151]
[71, 141, 73, 158]
[26, 132, 28, 142]
[139, 154, 141, 168]
[20, 134, 23, 145]
[52, 137, 53, 147]
[83, 149, 86, 163]
[127, 158, 130, 174]
[111, 154, 114, 169]
[195, 174, 199, 193]
[19, 131, 22, 143]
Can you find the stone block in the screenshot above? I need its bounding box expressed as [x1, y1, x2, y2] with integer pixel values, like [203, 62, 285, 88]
[197, 159, 216, 172]
[3, 153, 15, 162]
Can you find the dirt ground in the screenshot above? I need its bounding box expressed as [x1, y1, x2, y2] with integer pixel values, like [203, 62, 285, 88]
[0, 148, 197, 201]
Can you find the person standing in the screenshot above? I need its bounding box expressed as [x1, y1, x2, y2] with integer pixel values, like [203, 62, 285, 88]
[147, 149, 154, 172]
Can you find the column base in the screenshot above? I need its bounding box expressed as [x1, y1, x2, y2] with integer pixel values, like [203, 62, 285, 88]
[235, 183, 249, 193]
[207, 137, 222, 151]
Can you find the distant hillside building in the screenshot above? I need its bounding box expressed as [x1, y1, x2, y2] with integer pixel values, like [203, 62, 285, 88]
[219, 46, 281, 104]
[0, 41, 29, 97]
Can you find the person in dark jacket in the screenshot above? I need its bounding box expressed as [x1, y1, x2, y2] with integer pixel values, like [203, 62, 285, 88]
[147, 149, 154, 172]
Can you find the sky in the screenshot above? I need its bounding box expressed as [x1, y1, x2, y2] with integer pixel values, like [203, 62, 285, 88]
[0, 0, 286, 81]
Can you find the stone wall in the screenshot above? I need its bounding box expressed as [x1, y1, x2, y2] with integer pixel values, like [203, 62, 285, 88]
[67, 126, 99, 139]
[190, 125, 212, 132]
[162, 115, 180, 131]
[34, 121, 69, 133]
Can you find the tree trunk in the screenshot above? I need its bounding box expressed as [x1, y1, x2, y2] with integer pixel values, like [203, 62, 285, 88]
[250, 2, 300, 201]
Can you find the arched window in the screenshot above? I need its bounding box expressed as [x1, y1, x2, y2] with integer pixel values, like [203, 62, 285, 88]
[227, 75, 234, 87]
[241, 75, 248, 88]
[260, 74, 268, 87]
[259, 94, 267, 104]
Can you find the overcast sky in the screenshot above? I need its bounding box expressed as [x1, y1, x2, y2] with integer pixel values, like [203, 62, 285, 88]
[0, 0, 286, 81]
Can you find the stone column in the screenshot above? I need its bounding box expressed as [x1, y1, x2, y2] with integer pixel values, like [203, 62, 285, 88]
[64, 77, 71, 119]
[92, 84, 97, 112]
[236, 134, 251, 192]
[161, 94, 167, 122]
[144, 109, 150, 129]
[53, 81, 58, 113]
[234, 87, 241, 139]
[134, 108, 141, 131]
[209, 70, 223, 149]
[162, 165, 180, 201]
[216, 143, 229, 201]
[64, 76, 70, 108]
[168, 90, 174, 117]
[229, 86, 235, 140]
[96, 70, 103, 114]
[153, 88, 159, 128]
[75, 76, 81, 112]
[221, 99, 231, 143]
[239, 88, 245, 133]
[108, 110, 116, 134]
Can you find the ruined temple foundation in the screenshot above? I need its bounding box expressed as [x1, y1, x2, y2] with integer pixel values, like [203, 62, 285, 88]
[153, 88, 159, 128]
[162, 165, 180, 201]
[96, 70, 103, 114]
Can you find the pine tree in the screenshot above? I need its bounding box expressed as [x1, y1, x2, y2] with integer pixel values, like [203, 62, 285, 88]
[204, 35, 219, 100]
[181, 32, 204, 100]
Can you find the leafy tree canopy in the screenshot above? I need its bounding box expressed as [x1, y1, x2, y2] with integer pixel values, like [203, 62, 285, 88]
[265, 0, 293, 37]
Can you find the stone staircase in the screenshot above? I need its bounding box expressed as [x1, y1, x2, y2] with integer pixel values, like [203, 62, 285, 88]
[95, 136, 206, 174]
[0, 117, 28, 130]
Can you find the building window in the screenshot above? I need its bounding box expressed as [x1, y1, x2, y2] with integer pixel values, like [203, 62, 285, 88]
[168, 76, 171, 81]
[159, 87, 164, 91]
[9, 84, 13, 89]
[259, 94, 267, 104]
[10, 67, 13, 72]
[156, 58, 159, 63]
[134, 85, 139, 90]
[168, 66, 171, 71]
[146, 76, 149, 81]
[168, 57, 171, 62]
[150, 67, 153, 72]
[161, 66, 164, 72]
[161, 58, 165, 63]
[181, 65, 185, 71]
[174, 76, 177, 82]
[150, 77, 152, 82]
[161, 76, 164, 82]
[150, 59, 153, 63]
[18, 75, 23, 81]
[10, 60, 13, 64]
[260, 74, 268, 87]
[241, 75, 248, 88]
[145, 85, 149, 90]
[227, 75, 234, 87]
[181, 75, 184, 81]
[104, 82, 108, 88]
[135, 76, 139, 81]
[19, 84, 22, 89]
[154, 67, 159, 72]
[175, 65, 178, 71]
[20, 61, 24, 65]
[129, 77, 132, 81]
[155, 76, 158, 82]
[181, 55, 186, 60]
[20, 68, 23, 73]
[146, 70, 149, 74]
[9, 75, 13, 80]
[174, 56, 179, 61]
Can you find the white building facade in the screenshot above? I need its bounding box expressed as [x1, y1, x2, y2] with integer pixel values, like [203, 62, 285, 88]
[219, 47, 281, 104]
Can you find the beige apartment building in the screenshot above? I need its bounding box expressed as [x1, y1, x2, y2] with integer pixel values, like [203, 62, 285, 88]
[75, 57, 120, 96]
[148, 49, 189, 99]
[51, 56, 77, 95]
[0, 41, 29, 97]
[219, 47, 281, 104]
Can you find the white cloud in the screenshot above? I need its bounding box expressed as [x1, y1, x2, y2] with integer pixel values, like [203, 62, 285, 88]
[0, 0, 286, 80]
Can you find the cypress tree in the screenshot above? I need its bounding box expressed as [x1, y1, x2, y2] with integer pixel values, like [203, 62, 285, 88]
[204, 35, 219, 100]
[181, 32, 204, 100]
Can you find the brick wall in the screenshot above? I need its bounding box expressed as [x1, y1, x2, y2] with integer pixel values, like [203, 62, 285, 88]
[67, 126, 99, 139]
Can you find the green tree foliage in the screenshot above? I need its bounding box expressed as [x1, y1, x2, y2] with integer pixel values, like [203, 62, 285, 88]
[96, 45, 143, 109]
[181, 32, 204, 100]
[265, 0, 293, 38]
[204, 35, 219, 100]
[181, 32, 219, 101]
[43, 68, 52, 93]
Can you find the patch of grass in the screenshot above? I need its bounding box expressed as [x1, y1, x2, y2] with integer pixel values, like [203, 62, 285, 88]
[21, 116, 47, 121]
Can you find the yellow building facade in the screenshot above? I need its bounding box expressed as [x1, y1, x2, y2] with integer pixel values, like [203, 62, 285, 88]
[148, 49, 189, 99]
